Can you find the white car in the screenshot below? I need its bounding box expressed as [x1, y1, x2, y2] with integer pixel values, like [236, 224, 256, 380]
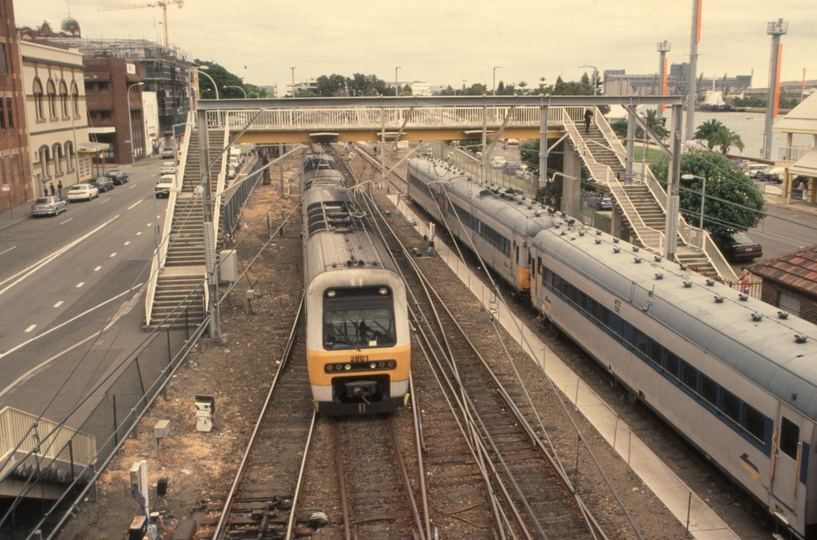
[159, 161, 177, 175]
[67, 184, 99, 201]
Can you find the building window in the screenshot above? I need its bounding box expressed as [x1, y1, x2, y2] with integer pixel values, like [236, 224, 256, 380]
[52, 143, 63, 176]
[0, 44, 6, 73]
[6, 97, 13, 128]
[0, 98, 5, 130]
[38, 146, 50, 181]
[65, 141, 75, 172]
[47, 79, 58, 119]
[779, 291, 801, 318]
[60, 80, 69, 118]
[33, 79, 45, 121]
[71, 82, 80, 117]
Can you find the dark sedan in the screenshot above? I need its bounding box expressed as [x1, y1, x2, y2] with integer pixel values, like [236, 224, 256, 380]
[90, 177, 115, 192]
[106, 170, 129, 185]
[715, 233, 763, 261]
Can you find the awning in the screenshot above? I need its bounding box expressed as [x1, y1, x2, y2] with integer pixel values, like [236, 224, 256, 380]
[789, 148, 817, 177]
[88, 127, 116, 134]
[773, 92, 817, 135]
[77, 142, 109, 153]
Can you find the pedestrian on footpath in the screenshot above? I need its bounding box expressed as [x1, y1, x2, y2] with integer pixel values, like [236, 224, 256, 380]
[50, 182, 56, 197]
[583, 108, 594, 133]
[57, 180, 63, 200]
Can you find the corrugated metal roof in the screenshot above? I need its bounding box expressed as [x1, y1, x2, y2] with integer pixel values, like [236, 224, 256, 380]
[789, 148, 817, 177]
[534, 227, 817, 418]
[749, 244, 817, 296]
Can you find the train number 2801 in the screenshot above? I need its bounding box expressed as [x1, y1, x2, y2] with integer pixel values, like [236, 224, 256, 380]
[350, 355, 370, 362]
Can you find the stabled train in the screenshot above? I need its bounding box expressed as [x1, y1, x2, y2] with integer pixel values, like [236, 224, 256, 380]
[408, 156, 817, 539]
[301, 154, 410, 415]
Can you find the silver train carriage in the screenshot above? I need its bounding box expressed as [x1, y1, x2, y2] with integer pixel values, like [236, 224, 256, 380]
[302, 153, 344, 191]
[407, 157, 558, 294]
[530, 225, 817, 539]
[302, 180, 410, 415]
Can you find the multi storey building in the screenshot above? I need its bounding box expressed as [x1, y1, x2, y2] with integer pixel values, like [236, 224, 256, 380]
[0, 0, 32, 211]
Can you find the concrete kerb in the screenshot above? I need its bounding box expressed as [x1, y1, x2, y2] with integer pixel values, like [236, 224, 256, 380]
[388, 194, 739, 540]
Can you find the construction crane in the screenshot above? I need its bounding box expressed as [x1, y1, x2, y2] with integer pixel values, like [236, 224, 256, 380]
[98, 0, 184, 49]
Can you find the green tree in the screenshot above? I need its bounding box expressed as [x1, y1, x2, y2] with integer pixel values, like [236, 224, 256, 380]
[693, 119, 725, 150]
[611, 119, 628, 138]
[635, 109, 669, 140]
[711, 126, 745, 155]
[193, 60, 246, 99]
[650, 150, 765, 239]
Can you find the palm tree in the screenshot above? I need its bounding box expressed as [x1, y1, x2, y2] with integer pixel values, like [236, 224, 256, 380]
[693, 119, 725, 150]
[641, 109, 669, 140]
[711, 126, 745, 155]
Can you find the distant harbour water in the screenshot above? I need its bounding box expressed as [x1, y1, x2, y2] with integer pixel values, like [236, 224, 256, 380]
[674, 110, 813, 161]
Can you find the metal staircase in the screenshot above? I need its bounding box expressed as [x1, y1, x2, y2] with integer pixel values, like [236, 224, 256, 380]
[566, 113, 737, 282]
[145, 124, 227, 329]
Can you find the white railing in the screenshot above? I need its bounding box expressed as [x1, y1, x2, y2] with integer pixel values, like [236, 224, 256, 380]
[0, 406, 97, 478]
[145, 112, 193, 326]
[778, 145, 812, 162]
[211, 129, 229, 254]
[208, 105, 587, 133]
[563, 117, 666, 253]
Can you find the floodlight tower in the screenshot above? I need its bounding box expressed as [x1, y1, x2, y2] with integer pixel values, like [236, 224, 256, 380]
[684, 0, 702, 141]
[762, 18, 787, 160]
[657, 41, 671, 120]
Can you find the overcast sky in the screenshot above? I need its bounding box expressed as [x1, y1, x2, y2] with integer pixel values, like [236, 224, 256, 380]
[14, 0, 817, 91]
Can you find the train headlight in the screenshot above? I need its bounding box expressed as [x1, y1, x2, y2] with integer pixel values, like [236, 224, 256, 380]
[378, 287, 389, 296]
[327, 290, 336, 298]
[370, 363, 377, 369]
[345, 364, 351, 371]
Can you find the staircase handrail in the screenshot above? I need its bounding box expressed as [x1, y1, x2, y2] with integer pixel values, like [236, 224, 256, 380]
[211, 129, 229, 259]
[145, 112, 193, 326]
[593, 115, 736, 280]
[563, 118, 666, 253]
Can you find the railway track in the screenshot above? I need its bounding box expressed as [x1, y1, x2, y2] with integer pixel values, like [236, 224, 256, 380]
[358, 192, 609, 539]
[202, 296, 317, 540]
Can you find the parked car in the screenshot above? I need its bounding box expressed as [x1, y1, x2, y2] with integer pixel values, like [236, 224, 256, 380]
[597, 195, 613, 210]
[714, 233, 763, 261]
[159, 161, 177, 175]
[67, 184, 99, 201]
[155, 175, 175, 198]
[89, 177, 114, 192]
[31, 196, 67, 216]
[490, 157, 507, 169]
[106, 170, 129, 185]
[503, 161, 522, 176]
[161, 147, 175, 159]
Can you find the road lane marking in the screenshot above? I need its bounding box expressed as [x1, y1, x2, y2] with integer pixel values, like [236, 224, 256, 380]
[100, 199, 109, 204]
[0, 284, 142, 362]
[94, 266, 101, 271]
[110, 252, 117, 258]
[124, 241, 130, 246]
[25, 325, 36, 333]
[0, 215, 120, 296]
[129, 184, 136, 189]
[136, 232, 142, 236]
[0, 246, 16, 256]
[53, 301, 63, 308]
[59, 218, 73, 225]
[76, 282, 85, 288]
[128, 199, 143, 210]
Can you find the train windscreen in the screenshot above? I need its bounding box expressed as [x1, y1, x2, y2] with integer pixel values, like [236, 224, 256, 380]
[323, 307, 396, 349]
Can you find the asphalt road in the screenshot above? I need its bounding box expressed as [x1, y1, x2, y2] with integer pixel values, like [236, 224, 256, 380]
[747, 190, 817, 264]
[0, 159, 169, 426]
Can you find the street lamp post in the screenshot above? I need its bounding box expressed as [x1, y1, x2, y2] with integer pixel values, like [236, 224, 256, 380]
[395, 66, 401, 96]
[682, 174, 707, 251]
[291, 67, 296, 98]
[127, 82, 144, 165]
[197, 67, 219, 99]
[493, 66, 501, 96]
[578, 65, 599, 96]
[224, 85, 247, 98]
